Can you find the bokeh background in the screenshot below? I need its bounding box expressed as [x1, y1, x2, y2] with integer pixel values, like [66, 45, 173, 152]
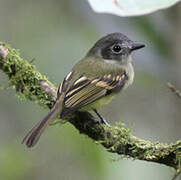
[0, 0, 181, 180]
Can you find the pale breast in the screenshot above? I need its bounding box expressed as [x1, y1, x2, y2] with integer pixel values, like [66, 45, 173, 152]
[123, 62, 134, 90]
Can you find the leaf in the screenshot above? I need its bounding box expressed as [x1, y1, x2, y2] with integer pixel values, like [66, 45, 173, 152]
[87, 0, 181, 17]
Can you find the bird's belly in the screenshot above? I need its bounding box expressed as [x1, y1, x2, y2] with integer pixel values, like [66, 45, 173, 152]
[79, 93, 117, 112]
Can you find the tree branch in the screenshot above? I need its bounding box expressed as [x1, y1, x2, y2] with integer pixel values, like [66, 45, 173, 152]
[0, 43, 181, 171]
[167, 82, 181, 99]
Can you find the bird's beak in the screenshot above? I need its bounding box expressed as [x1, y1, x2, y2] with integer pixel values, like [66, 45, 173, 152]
[131, 43, 145, 51]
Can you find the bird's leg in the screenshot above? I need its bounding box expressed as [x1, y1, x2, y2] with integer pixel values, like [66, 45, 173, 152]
[93, 109, 110, 126]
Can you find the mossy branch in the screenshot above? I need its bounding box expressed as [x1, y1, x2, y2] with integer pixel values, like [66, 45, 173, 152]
[0, 43, 181, 172]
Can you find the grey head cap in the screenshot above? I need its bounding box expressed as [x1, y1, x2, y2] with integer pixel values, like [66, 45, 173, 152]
[86, 32, 145, 61]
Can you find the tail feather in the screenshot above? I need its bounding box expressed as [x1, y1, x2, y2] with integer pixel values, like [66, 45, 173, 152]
[22, 72, 73, 148]
[22, 107, 59, 147]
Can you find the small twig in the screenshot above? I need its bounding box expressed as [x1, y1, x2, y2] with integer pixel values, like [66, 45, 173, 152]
[167, 82, 181, 99]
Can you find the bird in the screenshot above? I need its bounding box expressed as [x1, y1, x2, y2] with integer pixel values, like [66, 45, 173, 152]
[22, 32, 145, 148]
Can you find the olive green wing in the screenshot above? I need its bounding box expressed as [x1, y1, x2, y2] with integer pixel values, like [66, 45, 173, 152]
[59, 72, 128, 118]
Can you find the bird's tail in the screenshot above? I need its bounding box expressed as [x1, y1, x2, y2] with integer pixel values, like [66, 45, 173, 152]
[22, 105, 60, 148]
[22, 72, 73, 148]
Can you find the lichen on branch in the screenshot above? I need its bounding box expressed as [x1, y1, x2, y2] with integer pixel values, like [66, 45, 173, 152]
[0, 42, 181, 172]
[0, 43, 55, 108]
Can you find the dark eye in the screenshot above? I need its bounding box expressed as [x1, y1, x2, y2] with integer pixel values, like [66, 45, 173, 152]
[112, 44, 122, 54]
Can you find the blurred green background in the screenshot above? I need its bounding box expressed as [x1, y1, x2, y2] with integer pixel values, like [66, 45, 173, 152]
[0, 0, 181, 180]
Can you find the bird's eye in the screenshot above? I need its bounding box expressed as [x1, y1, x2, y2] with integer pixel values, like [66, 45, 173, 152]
[112, 44, 122, 54]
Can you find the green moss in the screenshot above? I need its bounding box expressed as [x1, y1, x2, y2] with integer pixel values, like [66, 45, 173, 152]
[0, 42, 55, 109]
